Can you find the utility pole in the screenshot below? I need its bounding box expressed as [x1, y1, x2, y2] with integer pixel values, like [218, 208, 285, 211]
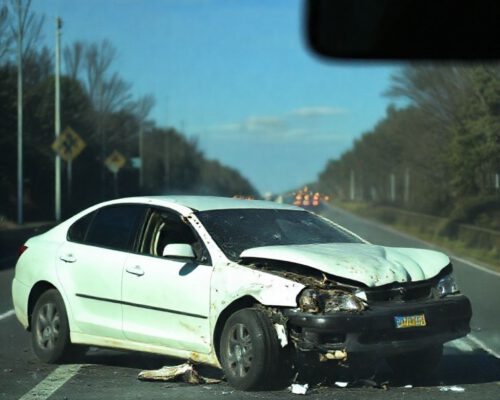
[404, 167, 410, 204]
[138, 124, 144, 191]
[15, 0, 23, 225]
[349, 169, 355, 201]
[389, 173, 396, 202]
[54, 17, 62, 221]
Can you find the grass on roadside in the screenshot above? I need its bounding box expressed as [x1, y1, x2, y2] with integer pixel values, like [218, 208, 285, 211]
[335, 201, 500, 272]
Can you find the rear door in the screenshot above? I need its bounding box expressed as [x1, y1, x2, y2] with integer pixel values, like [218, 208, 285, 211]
[122, 208, 213, 353]
[57, 204, 146, 339]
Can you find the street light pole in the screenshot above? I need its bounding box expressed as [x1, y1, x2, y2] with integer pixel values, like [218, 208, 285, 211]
[54, 17, 62, 221]
[16, 0, 23, 225]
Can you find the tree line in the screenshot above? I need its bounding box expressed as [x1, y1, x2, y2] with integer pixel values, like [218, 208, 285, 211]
[0, 0, 257, 221]
[318, 64, 500, 229]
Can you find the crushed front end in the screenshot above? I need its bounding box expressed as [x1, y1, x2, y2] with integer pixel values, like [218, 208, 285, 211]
[284, 266, 472, 359]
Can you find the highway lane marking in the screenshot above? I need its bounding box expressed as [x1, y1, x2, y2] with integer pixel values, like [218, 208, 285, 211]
[0, 309, 15, 321]
[468, 334, 500, 359]
[326, 204, 500, 277]
[18, 364, 82, 400]
[448, 338, 475, 353]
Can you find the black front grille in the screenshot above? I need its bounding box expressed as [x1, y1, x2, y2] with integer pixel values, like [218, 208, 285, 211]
[366, 283, 434, 303]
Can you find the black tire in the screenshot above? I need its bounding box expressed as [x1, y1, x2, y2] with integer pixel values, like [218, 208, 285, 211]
[31, 289, 79, 363]
[219, 308, 288, 391]
[386, 344, 443, 379]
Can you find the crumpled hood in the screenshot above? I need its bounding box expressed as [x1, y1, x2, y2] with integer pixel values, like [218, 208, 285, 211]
[240, 243, 450, 287]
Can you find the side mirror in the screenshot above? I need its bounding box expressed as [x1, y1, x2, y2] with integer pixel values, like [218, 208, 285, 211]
[162, 243, 196, 259]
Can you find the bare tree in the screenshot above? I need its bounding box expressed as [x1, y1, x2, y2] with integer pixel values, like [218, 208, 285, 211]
[63, 40, 84, 80]
[9, 0, 44, 60]
[83, 39, 117, 108]
[0, 3, 13, 61]
[128, 94, 155, 122]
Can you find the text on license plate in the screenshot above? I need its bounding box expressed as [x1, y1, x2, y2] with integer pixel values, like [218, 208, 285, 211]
[394, 314, 427, 329]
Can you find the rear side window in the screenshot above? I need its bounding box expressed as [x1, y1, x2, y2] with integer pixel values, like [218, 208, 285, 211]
[67, 212, 95, 243]
[83, 205, 146, 252]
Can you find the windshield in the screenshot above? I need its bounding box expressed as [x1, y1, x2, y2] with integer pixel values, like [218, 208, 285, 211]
[196, 209, 363, 260]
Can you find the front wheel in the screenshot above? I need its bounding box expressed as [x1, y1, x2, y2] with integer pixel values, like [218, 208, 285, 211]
[219, 308, 289, 390]
[31, 289, 80, 363]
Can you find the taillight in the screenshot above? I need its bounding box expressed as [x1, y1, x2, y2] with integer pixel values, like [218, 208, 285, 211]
[18, 245, 28, 258]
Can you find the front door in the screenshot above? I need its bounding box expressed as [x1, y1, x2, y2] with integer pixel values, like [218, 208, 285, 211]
[122, 208, 212, 353]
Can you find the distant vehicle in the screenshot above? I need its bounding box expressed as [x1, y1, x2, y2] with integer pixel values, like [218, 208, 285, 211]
[12, 196, 471, 390]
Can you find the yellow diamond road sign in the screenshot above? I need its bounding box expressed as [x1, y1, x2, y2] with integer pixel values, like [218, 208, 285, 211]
[105, 150, 127, 173]
[52, 127, 86, 161]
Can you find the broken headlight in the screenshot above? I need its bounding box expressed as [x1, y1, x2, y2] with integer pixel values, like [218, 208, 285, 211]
[298, 289, 320, 313]
[298, 288, 364, 313]
[436, 274, 459, 296]
[323, 292, 364, 312]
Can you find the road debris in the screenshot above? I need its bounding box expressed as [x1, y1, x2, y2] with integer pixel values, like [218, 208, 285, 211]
[138, 362, 221, 385]
[439, 386, 465, 392]
[319, 350, 348, 362]
[334, 382, 348, 388]
[290, 383, 309, 395]
[404, 384, 413, 388]
[274, 323, 288, 347]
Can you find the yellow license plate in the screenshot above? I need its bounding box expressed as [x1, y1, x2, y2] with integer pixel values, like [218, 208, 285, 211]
[394, 314, 427, 329]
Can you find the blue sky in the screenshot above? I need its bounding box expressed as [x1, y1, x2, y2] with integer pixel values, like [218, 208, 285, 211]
[35, 0, 398, 194]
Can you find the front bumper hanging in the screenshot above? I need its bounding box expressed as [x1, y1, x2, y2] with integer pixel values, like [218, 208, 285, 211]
[284, 295, 472, 355]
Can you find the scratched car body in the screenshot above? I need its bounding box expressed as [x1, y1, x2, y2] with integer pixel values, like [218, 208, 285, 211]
[12, 196, 472, 390]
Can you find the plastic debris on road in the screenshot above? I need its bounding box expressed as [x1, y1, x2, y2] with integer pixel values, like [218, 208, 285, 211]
[138, 362, 221, 384]
[290, 383, 309, 395]
[334, 382, 348, 388]
[439, 386, 465, 392]
[274, 323, 288, 347]
[404, 384, 413, 388]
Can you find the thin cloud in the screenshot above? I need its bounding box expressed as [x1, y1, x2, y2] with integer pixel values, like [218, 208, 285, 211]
[244, 116, 284, 131]
[290, 106, 347, 118]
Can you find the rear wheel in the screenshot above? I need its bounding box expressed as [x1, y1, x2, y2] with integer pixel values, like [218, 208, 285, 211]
[31, 289, 83, 363]
[386, 344, 443, 379]
[219, 308, 289, 390]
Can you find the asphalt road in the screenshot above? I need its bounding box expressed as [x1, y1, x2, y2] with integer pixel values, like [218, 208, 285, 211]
[0, 206, 499, 399]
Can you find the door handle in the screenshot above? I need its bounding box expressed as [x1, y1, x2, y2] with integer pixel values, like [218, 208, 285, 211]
[59, 254, 77, 263]
[126, 265, 144, 276]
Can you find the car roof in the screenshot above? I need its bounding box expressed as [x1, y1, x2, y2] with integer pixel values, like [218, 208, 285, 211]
[112, 195, 302, 212]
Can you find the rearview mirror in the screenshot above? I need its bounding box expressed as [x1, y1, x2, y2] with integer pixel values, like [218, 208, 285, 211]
[307, 0, 500, 60]
[162, 243, 196, 259]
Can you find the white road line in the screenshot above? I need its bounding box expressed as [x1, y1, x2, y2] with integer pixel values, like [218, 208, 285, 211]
[447, 338, 475, 353]
[468, 334, 500, 360]
[18, 364, 82, 400]
[327, 205, 500, 277]
[0, 309, 15, 321]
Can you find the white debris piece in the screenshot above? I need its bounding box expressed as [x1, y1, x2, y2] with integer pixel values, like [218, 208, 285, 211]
[274, 323, 288, 347]
[439, 386, 465, 392]
[290, 383, 309, 395]
[138, 362, 221, 384]
[335, 382, 348, 388]
[404, 384, 413, 388]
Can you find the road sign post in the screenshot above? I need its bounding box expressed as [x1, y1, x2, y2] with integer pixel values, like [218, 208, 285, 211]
[52, 127, 86, 210]
[105, 150, 127, 198]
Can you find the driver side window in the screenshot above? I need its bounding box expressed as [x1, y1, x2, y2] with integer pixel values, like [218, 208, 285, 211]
[140, 208, 210, 264]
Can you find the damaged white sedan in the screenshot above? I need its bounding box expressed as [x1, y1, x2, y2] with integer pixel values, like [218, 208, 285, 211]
[12, 196, 472, 390]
